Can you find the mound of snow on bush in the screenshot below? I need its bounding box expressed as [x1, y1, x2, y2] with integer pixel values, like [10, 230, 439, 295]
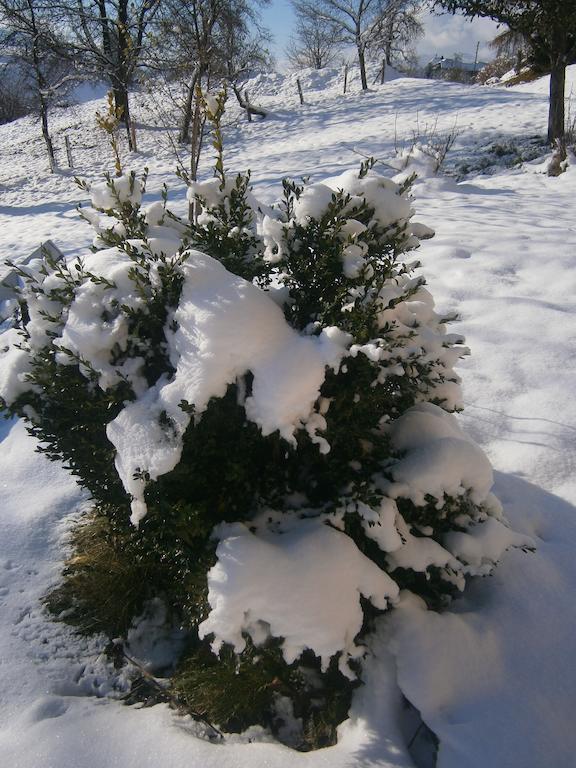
[199, 518, 400, 676]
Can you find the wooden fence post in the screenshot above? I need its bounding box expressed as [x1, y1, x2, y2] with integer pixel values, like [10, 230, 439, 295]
[297, 78, 304, 105]
[64, 135, 73, 169]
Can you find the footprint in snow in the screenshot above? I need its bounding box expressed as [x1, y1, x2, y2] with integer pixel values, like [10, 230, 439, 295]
[26, 695, 69, 723]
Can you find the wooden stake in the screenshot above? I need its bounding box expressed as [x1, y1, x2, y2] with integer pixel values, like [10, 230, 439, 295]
[343, 64, 348, 94]
[64, 135, 73, 168]
[297, 78, 304, 105]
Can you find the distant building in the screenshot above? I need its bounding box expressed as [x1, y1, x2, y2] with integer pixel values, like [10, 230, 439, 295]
[425, 55, 488, 79]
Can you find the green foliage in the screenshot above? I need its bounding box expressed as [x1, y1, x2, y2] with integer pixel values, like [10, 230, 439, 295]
[204, 89, 228, 189]
[45, 508, 168, 637]
[190, 171, 270, 284]
[171, 641, 356, 750]
[279, 190, 388, 333]
[19, 358, 128, 508]
[78, 168, 149, 244]
[173, 641, 300, 734]
[144, 384, 290, 534]
[44, 503, 216, 639]
[184, 95, 271, 284]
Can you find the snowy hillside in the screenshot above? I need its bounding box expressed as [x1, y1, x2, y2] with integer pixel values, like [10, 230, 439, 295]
[1, 65, 576, 768]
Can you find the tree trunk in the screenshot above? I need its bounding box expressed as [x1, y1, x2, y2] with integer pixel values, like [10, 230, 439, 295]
[115, 0, 134, 152]
[385, 41, 392, 68]
[39, 95, 56, 172]
[124, 94, 135, 152]
[548, 62, 566, 145]
[96, 0, 113, 61]
[179, 70, 199, 144]
[188, 83, 204, 224]
[190, 95, 202, 182]
[357, 46, 368, 91]
[113, 85, 134, 151]
[27, 0, 55, 171]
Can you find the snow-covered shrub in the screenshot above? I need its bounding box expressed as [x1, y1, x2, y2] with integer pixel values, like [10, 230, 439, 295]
[393, 118, 461, 175]
[0, 129, 531, 745]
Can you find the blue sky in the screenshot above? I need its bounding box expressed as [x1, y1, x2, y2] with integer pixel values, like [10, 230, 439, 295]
[260, 1, 500, 66]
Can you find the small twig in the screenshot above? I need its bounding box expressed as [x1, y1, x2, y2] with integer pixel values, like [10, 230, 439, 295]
[351, 147, 398, 171]
[64, 135, 73, 169]
[106, 641, 224, 740]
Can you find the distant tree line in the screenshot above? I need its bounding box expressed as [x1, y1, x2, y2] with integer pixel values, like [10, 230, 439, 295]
[286, 0, 423, 85]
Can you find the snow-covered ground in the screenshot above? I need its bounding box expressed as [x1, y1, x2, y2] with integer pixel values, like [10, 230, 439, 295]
[1, 65, 576, 767]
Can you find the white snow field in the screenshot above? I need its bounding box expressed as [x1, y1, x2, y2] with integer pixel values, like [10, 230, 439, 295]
[1, 64, 576, 767]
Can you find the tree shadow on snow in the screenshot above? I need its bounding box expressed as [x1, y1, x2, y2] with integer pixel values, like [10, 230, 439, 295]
[0, 201, 74, 217]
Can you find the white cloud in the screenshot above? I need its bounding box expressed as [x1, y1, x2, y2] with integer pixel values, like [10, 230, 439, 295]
[417, 11, 502, 63]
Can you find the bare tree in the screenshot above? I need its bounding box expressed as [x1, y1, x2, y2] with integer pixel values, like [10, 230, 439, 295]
[371, 0, 423, 70]
[59, 0, 162, 150]
[154, 0, 270, 144]
[0, 0, 75, 169]
[290, 0, 393, 89]
[157, 0, 223, 144]
[217, 0, 272, 79]
[285, 11, 341, 68]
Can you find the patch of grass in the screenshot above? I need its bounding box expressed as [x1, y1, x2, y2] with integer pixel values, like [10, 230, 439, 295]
[44, 506, 213, 638]
[172, 642, 295, 733]
[171, 641, 357, 750]
[45, 510, 153, 636]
